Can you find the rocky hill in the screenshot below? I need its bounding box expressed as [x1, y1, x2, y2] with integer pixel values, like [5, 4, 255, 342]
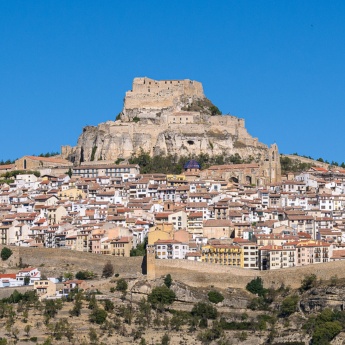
[61, 77, 281, 181]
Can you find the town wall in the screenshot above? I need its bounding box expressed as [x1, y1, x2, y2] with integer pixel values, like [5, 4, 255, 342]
[155, 259, 345, 289]
[0, 246, 144, 278]
[2, 246, 343, 290]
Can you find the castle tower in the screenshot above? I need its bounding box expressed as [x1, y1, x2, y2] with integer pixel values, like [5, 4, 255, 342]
[146, 244, 156, 280]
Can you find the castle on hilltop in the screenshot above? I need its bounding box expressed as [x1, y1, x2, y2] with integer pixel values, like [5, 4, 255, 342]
[125, 77, 204, 109]
[61, 77, 281, 184]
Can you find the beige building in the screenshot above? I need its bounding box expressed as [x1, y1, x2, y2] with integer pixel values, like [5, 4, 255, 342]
[148, 223, 174, 245]
[34, 280, 57, 300]
[58, 187, 86, 201]
[72, 164, 140, 179]
[203, 219, 233, 239]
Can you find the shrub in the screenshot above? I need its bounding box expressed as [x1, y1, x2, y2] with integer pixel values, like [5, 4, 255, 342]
[89, 308, 108, 324]
[246, 277, 266, 297]
[300, 274, 317, 291]
[208, 290, 224, 304]
[116, 278, 128, 292]
[279, 295, 299, 317]
[148, 285, 176, 309]
[163, 274, 172, 288]
[191, 302, 217, 319]
[75, 270, 95, 280]
[1, 247, 13, 261]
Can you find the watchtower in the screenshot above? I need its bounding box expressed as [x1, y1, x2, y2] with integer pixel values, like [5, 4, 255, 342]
[146, 244, 156, 280]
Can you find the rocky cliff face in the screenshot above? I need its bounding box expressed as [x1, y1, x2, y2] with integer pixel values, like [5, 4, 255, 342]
[62, 77, 280, 176]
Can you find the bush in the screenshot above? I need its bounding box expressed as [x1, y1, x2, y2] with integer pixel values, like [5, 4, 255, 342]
[1, 247, 13, 261]
[116, 278, 128, 292]
[148, 285, 176, 309]
[208, 290, 224, 304]
[191, 302, 217, 319]
[300, 274, 317, 291]
[246, 277, 266, 297]
[164, 274, 172, 288]
[279, 295, 299, 317]
[89, 308, 108, 324]
[75, 270, 95, 280]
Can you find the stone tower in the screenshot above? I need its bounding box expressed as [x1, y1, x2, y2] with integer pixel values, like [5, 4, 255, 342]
[262, 143, 281, 183]
[146, 244, 156, 280]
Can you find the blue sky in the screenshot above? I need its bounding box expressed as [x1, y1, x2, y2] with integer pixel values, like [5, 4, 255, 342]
[1, 1, 345, 163]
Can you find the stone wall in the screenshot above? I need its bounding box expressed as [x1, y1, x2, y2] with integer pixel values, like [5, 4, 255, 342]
[3, 245, 344, 290]
[0, 286, 33, 300]
[155, 259, 345, 289]
[125, 77, 204, 110]
[0, 246, 144, 278]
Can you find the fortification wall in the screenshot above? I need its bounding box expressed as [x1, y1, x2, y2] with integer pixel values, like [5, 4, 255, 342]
[125, 78, 204, 110]
[4, 245, 338, 290]
[155, 259, 345, 289]
[0, 246, 144, 278]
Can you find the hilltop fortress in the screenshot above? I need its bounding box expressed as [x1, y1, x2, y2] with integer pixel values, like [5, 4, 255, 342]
[62, 77, 281, 184]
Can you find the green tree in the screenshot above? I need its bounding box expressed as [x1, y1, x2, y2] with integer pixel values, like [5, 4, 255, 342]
[1, 247, 13, 261]
[147, 285, 176, 310]
[300, 274, 317, 291]
[89, 308, 108, 324]
[69, 292, 83, 316]
[75, 270, 94, 280]
[163, 274, 172, 288]
[66, 168, 72, 178]
[246, 277, 266, 296]
[312, 321, 342, 344]
[130, 237, 147, 256]
[63, 272, 73, 280]
[116, 278, 128, 292]
[191, 302, 218, 319]
[44, 300, 60, 320]
[24, 276, 30, 285]
[279, 295, 299, 317]
[208, 290, 224, 304]
[103, 299, 114, 312]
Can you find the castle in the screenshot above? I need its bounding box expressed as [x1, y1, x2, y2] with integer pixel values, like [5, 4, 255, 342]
[61, 77, 281, 184]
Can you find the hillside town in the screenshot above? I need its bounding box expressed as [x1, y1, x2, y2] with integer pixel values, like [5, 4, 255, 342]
[1, 155, 345, 273]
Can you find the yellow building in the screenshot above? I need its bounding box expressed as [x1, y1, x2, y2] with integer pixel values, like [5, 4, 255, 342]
[148, 223, 174, 245]
[34, 280, 57, 300]
[201, 244, 242, 267]
[58, 187, 86, 201]
[101, 236, 133, 257]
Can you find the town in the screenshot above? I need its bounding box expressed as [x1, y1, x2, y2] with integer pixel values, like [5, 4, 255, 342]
[1, 153, 345, 276]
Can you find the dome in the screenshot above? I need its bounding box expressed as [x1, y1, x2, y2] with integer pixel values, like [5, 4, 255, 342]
[183, 159, 201, 170]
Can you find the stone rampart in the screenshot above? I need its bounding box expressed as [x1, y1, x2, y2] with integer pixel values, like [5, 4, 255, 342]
[155, 259, 345, 289]
[0, 246, 144, 278]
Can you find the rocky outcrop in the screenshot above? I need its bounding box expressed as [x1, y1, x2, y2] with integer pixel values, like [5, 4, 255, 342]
[62, 77, 280, 180]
